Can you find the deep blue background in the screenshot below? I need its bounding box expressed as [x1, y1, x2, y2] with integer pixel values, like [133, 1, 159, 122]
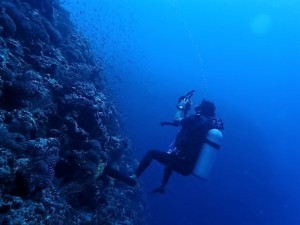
[63, 1, 300, 224]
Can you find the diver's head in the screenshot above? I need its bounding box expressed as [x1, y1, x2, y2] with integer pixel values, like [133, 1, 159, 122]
[195, 100, 216, 117]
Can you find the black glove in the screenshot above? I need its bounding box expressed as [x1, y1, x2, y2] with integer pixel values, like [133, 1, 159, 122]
[160, 121, 179, 127]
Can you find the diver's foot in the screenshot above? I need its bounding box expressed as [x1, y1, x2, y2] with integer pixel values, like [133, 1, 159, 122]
[151, 186, 165, 194]
[129, 174, 138, 186]
[130, 174, 138, 180]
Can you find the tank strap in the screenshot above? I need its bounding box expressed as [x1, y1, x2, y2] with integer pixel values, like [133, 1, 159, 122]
[204, 139, 221, 150]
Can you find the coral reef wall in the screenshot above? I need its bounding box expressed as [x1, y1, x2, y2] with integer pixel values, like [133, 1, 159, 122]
[0, 0, 146, 224]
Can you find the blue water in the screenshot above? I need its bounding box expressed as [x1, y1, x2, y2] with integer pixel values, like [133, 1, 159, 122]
[63, 1, 300, 224]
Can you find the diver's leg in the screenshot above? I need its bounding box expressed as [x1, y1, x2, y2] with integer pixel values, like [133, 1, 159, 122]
[151, 164, 174, 194]
[135, 150, 170, 177]
[162, 166, 173, 187]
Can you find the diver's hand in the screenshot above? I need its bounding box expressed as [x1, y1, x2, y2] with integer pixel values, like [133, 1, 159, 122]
[177, 98, 191, 110]
[151, 186, 165, 194]
[160, 121, 179, 127]
[160, 122, 167, 126]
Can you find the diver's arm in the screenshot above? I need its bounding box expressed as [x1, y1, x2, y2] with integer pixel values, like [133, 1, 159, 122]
[160, 105, 187, 127]
[160, 121, 180, 127]
[160, 107, 185, 127]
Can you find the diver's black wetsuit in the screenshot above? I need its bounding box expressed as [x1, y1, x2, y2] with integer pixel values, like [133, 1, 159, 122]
[135, 114, 223, 188]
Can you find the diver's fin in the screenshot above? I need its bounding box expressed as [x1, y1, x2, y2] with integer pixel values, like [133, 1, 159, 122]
[104, 166, 137, 187]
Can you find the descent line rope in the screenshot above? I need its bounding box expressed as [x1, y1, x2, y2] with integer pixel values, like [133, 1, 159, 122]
[169, 0, 209, 98]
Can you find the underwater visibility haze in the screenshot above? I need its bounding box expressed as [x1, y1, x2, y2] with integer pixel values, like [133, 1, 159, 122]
[0, 0, 299, 224]
[63, 0, 300, 224]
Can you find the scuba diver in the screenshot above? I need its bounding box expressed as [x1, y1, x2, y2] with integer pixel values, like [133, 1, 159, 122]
[131, 91, 224, 194]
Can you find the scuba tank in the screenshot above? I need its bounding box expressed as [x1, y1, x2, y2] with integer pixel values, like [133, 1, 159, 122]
[193, 129, 223, 180]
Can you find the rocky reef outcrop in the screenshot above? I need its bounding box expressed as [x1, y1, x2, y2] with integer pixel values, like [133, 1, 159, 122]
[0, 0, 146, 224]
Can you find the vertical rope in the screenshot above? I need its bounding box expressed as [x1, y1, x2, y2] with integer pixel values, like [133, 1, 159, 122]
[169, 0, 209, 98]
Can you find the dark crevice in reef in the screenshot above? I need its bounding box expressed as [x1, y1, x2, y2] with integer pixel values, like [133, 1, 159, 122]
[0, 0, 146, 224]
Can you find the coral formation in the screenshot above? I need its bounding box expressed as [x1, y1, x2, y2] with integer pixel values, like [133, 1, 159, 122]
[0, 0, 146, 224]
